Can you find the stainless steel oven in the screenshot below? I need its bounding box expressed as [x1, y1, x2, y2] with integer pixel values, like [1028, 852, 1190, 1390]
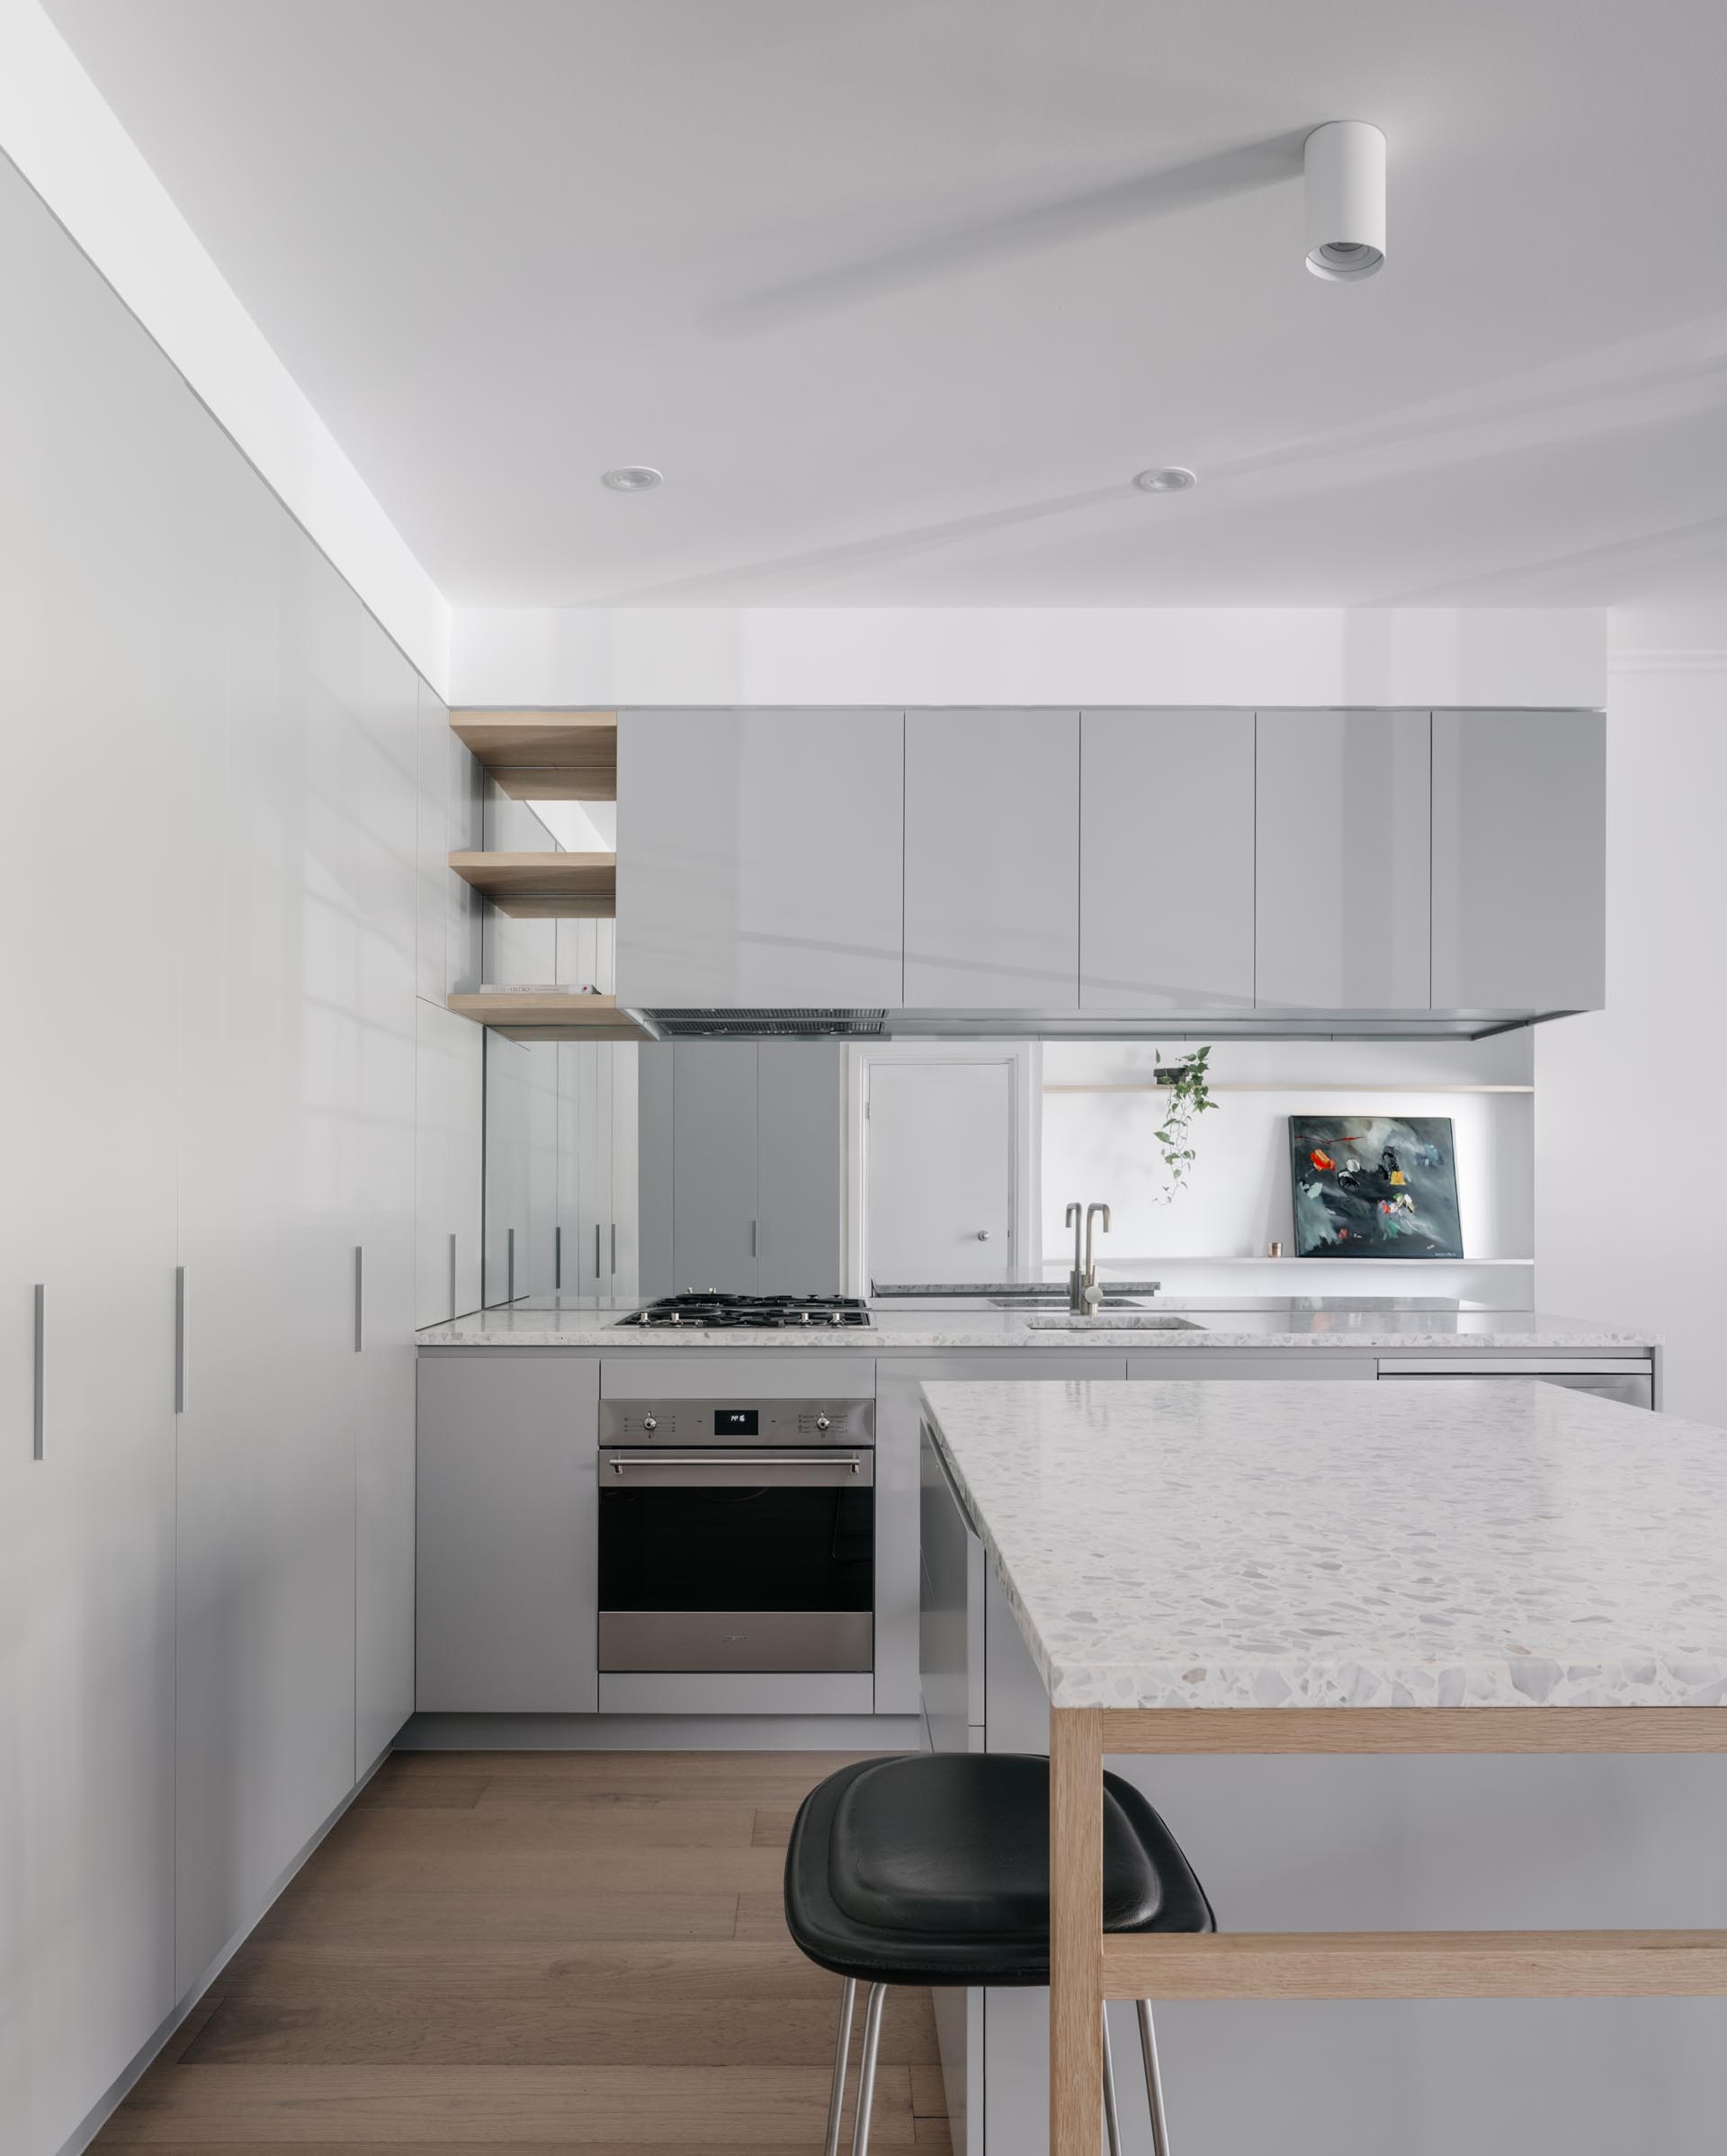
[597, 1397, 875, 1673]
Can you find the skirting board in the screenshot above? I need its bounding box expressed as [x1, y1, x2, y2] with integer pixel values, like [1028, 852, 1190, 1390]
[56, 1733, 400, 2156]
[398, 1711, 924, 1751]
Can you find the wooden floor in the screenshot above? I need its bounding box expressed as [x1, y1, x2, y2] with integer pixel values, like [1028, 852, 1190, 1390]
[99, 1751, 950, 2152]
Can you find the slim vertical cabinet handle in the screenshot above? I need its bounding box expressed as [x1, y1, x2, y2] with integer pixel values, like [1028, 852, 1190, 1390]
[353, 1245, 364, 1352]
[31, 1283, 45, 1459]
[595, 1224, 601, 1280]
[610, 1223, 616, 1276]
[555, 1225, 563, 1291]
[174, 1266, 186, 1415]
[750, 1220, 757, 1257]
[448, 1231, 458, 1323]
[507, 1226, 516, 1303]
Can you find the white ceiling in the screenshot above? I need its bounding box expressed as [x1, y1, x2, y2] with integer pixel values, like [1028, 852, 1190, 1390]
[44, 0, 1727, 610]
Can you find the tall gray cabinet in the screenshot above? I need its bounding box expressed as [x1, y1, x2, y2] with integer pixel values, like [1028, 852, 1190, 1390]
[0, 152, 449, 2156]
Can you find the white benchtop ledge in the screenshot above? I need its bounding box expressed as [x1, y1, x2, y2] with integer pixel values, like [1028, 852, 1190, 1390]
[416, 1304, 1657, 1350]
[917, 1377, 1727, 1713]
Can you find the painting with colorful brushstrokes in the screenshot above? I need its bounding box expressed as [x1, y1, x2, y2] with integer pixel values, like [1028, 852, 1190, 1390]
[1288, 1114, 1463, 1258]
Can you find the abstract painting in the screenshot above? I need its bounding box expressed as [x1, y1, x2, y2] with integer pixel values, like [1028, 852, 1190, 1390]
[1288, 1115, 1463, 1258]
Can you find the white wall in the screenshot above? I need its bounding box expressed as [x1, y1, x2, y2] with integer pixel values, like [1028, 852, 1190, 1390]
[1042, 1036, 1535, 1306]
[0, 0, 449, 691]
[1536, 605, 1727, 1423]
[452, 604, 1606, 709]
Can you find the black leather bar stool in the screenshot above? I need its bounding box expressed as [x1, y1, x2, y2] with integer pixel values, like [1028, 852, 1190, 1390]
[784, 1752, 1214, 2156]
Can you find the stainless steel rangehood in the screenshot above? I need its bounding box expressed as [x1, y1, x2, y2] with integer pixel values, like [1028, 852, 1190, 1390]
[622, 1006, 1583, 1043]
[613, 706, 1606, 1042]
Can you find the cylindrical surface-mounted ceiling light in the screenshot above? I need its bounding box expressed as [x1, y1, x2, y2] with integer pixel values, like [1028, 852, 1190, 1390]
[1304, 121, 1386, 280]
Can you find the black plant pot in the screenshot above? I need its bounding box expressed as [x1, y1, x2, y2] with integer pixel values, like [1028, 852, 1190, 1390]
[1153, 1064, 1195, 1085]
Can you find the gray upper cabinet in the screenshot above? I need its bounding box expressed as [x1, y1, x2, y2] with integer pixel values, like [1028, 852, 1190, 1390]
[1432, 709, 1606, 1014]
[1079, 709, 1254, 1010]
[1255, 709, 1432, 1012]
[904, 708, 1079, 1006]
[615, 707, 904, 1007]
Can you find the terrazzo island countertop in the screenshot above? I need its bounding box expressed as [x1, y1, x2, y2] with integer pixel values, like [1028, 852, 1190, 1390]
[417, 1299, 1657, 1351]
[919, 1377, 1727, 1711]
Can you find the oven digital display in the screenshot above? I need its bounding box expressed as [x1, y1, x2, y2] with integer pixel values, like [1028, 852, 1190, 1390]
[714, 1408, 759, 1436]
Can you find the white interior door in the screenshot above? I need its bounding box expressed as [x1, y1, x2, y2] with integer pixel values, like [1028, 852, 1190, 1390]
[866, 1061, 1015, 1286]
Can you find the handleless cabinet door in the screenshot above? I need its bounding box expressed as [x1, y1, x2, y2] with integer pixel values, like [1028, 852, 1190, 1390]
[416, 1354, 600, 1711]
[615, 707, 904, 1006]
[904, 708, 1079, 1006]
[756, 1041, 846, 1293]
[1255, 708, 1432, 1011]
[1432, 708, 1606, 1014]
[1080, 709, 1255, 1009]
[671, 1042, 760, 1292]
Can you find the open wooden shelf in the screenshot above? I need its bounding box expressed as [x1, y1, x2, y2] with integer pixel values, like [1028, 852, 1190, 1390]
[451, 709, 616, 800]
[449, 850, 615, 918]
[446, 991, 650, 1043]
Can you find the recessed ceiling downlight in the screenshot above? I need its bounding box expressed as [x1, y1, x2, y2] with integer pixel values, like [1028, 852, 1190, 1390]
[1133, 467, 1196, 494]
[602, 465, 663, 491]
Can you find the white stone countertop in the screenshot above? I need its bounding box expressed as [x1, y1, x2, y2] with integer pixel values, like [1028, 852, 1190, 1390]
[919, 1377, 1727, 1712]
[417, 1300, 1657, 1351]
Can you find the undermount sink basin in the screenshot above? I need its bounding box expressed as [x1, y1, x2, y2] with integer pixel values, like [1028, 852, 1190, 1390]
[1025, 1312, 1207, 1332]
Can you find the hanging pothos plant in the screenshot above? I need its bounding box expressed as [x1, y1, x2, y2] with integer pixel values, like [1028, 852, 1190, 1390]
[1150, 1045, 1217, 1203]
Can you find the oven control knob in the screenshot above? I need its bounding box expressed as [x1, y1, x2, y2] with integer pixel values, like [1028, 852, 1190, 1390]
[641, 1415, 658, 1434]
[815, 1413, 831, 1431]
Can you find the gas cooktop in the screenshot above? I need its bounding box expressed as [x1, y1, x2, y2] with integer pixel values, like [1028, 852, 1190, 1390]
[618, 1293, 872, 1330]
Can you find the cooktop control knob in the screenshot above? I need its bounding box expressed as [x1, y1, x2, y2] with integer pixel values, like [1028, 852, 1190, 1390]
[815, 1413, 831, 1432]
[641, 1415, 658, 1434]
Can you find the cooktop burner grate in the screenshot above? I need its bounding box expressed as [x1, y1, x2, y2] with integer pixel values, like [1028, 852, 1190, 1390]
[617, 1293, 872, 1330]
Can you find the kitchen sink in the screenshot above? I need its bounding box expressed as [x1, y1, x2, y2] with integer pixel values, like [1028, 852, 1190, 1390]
[1025, 1312, 1207, 1332]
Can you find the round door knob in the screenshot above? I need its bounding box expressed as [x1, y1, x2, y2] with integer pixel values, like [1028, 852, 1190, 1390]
[815, 1414, 831, 1432]
[641, 1415, 658, 1433]
[976, 1230, 990, 1240]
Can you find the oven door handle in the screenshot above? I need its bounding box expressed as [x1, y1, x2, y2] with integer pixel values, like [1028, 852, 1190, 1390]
[600, 1451, 872, 1486]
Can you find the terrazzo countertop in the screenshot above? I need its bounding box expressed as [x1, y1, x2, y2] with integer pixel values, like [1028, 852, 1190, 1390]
[919, 1377, 1727, 1711]
[417, 1300, 1657, 1351]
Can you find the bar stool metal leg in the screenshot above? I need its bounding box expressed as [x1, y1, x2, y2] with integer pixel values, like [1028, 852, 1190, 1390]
[850, 1982, 887, 2156]
[823, 1978, 857, 2156]
[1101, 2002, 1123, 2156]
[1135, 1999, 1173, 2156]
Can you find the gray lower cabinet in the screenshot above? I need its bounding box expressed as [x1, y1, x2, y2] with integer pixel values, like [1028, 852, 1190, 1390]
[1255, 708, 1433, 1011]
[1079, 709, 1255, 1011]
[615, 706, 905, 1007]
[416, 1355, 599, 1712]
[1431, 708, 1606, 1013]
[904, 709, 1078, 1006]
